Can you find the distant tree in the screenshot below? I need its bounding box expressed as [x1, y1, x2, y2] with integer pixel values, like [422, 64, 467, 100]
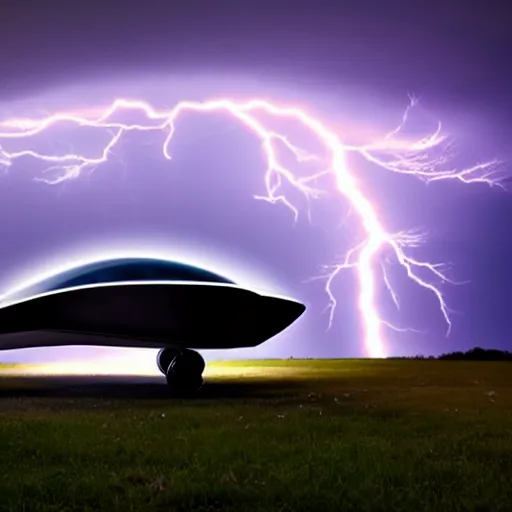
[437, 348, 512, 361]
[387, 347, 512, 361]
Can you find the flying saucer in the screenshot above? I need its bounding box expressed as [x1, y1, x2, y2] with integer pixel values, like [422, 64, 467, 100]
[0, 257, 306, 394]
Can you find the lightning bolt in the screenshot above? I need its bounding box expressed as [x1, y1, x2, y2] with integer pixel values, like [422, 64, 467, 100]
[0, 97, 502, 358]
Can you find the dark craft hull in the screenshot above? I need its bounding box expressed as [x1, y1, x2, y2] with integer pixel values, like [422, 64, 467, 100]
[0, 282, 306, 351]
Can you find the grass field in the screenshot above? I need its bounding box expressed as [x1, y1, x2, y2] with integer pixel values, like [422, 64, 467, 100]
[1, 359, 511, 511]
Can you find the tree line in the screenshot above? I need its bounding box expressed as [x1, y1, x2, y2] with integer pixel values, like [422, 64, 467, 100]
[388, 347, 512, 361]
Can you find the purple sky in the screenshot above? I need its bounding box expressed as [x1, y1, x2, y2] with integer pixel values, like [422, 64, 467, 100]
[0, 0, 511, 364]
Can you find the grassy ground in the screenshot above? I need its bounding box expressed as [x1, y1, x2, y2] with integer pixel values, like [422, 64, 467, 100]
[1, 359, 511, 511]
[0, 363, 18, 369]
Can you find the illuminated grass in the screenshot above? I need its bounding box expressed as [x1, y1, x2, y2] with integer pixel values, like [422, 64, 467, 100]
[0, 363, 20, 370]
[0, 359, 511, 511]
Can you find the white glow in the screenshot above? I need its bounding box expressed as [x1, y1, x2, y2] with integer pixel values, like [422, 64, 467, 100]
[0, 358, 305, 378]
[0, 236, 297, 304]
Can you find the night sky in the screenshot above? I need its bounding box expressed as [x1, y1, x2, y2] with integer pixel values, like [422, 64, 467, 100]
[0, 0, 511, 364]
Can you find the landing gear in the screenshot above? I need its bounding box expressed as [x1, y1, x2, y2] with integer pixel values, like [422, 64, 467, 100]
[157, 347, 205, 395]
[157, 347, 177, 375]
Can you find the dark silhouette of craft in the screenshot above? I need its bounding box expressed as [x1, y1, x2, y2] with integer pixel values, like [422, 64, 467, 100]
[0, 258, 306, 394]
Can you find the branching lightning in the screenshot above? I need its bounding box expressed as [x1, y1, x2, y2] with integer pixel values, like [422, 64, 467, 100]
[0, 96, 501, 357]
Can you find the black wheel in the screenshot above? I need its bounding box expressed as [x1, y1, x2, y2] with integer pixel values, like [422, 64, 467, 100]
[156, 347, 178, 375]
[168, 349, 205, 376]
[165, 349, 205, 395]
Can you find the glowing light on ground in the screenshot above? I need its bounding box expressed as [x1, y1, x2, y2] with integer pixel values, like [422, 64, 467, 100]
[0, 96, 501, 357]
[0, 359, 300, 379]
